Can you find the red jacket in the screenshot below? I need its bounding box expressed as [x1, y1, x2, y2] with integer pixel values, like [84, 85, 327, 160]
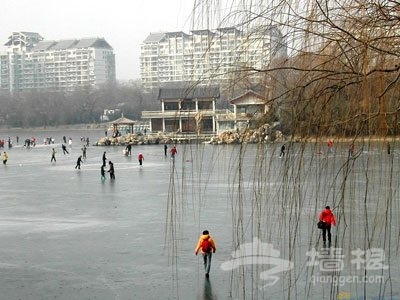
[170, 147, 177, 156]
[319, 208, 336, 226]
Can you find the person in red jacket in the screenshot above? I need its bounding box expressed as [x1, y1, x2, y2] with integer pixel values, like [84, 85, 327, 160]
[138, 153, 144, 166]
[319, 206, 336, 245]
[195, 230, 216, 278]
[170, 146, 177, 159]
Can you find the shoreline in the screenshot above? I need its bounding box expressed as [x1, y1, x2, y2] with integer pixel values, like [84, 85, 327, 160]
[292, 135, 400, 143]
[0, 124, 398, 145]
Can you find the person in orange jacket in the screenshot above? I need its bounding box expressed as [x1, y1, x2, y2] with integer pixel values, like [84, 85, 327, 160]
[319, 206, 336, 245]
[195, 230, 216, 278]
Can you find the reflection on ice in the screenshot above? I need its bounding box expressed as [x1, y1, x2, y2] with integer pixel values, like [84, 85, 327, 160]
[0, 217, 106, 233]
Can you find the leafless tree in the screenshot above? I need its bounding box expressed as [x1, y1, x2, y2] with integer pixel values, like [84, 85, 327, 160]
[164, 2, 400, 299]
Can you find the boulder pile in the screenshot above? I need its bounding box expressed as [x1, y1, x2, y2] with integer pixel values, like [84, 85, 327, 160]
[95, 132, 205, 146]
[209, 127, 285, 145]
[94, 127, 286, 146]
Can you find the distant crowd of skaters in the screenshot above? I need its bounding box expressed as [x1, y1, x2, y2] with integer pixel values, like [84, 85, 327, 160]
[48, 138, 178, 181]
[0, 135, 91, 149]
[1, 135, 179, 181]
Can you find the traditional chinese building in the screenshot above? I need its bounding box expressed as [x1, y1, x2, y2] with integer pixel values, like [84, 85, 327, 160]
[229, 90, 269, 130]
[141, 83, 220, 134]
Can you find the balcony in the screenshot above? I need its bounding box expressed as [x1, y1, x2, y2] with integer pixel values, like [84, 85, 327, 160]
[142, 109, 216, 119]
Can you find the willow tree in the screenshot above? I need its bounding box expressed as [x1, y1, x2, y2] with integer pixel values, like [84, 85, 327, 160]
[165, 1, 400, 299]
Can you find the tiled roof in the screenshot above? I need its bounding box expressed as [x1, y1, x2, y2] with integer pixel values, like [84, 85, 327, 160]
[165, 31, 189, 37]
[51, 39, 77, 50]
[191, 29, 215, 36]
[75, 38, 100, 48]
[229, 90, 266, 104]
[110, 116, 136, 124]
[143, 32, 166, 43]
[158, 82, 220, 100]
[31, 41, 57, 51]
[30, 38, 112, 51]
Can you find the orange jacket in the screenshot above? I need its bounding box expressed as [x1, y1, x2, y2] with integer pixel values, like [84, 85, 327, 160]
[319, 208, 336, 226]
[195, 234, 216, 254]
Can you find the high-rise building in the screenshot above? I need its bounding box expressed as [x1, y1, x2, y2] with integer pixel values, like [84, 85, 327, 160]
[140, 26, 286, 89]
[0, 32, 116, 92]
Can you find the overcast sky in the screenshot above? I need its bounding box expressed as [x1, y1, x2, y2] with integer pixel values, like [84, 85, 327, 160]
[0, 0, 195, 81]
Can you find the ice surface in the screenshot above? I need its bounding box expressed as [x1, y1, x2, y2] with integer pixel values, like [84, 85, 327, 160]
[0, 129, 398, 299]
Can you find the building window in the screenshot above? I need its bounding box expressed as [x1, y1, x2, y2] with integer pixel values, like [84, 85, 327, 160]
[164, 102, 179, 111]
[181, 100, 196, 110]
[198, 101, 213, 110]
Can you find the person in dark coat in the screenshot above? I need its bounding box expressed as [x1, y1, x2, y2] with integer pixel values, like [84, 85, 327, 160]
[100, 165, 106, 181]
[62, 144, 69, 155]
[75, 155, 83, 169]
[102, 151, 107, 167]
[126, 144, 132, 156]
[107, 161, 115, 180]
[164, 144, 168, 156]
[279, 144, 285, 158]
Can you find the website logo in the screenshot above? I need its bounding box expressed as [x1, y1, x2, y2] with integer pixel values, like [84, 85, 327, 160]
[220, 237, 294, 286]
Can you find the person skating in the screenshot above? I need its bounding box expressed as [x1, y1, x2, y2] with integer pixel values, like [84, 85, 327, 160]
[75, 155, 83, 169]
[108, 161, 115, 180]
[81, 145, 87, 159]
[164, 144, 168, 156]
[279, 144, 286, 158]
[100, 165, 106, 181]
[102, 151, 107, 167]
[319, 206, 336, 245]
[170, 146, 177, 159]
[327, 139, 334, 153]
[2, 151, 8, 165]
[138, 153, 144, 166]
[51, 148, 56, 163]
[126, 144, 132, 156]
[195, 230, 216, 278]
[61, 144, 69, 155]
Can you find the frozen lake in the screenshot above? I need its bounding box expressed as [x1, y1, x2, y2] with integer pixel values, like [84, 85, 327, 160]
[0, 129, 399, 299]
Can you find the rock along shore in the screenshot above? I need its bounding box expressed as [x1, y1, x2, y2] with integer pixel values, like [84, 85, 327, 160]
[94, 127, 286, 146]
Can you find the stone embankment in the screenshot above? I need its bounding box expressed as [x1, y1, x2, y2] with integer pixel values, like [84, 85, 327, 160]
[94, 132, 212, 146]
[94, 127, 285, 146]
[208, 128, 284, 144]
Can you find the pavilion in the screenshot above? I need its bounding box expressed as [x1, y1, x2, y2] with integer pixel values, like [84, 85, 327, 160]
[109, 114, 137, 136]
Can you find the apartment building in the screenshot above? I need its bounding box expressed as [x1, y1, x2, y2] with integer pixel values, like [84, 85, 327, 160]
[140, 26, 286, 89]
[0, 32, 116, 92]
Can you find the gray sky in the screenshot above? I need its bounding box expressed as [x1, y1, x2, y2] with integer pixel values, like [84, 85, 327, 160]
[0, 0, 194, 81]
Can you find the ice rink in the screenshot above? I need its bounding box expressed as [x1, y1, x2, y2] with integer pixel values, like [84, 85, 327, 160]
[0, 129, 399, 299]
